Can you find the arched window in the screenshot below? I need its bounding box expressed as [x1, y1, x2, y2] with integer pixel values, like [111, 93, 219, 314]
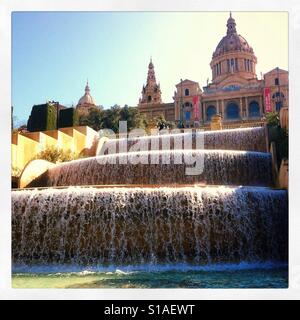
[226, 102, 240, 119]
[206, 105, 217, 121]
[185, 111, 191, 121]
[230, 58, 234, 72]
[185, 88, 190, 96]
[147, 95, 152, 102]
[272, 92, 285, 112]
[272, 92, 285, 99]
[249, 101, 260, 118]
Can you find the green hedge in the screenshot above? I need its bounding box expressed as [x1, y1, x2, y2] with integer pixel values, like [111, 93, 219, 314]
[27, 103, 57, 132]
[58, 108, 79, 128]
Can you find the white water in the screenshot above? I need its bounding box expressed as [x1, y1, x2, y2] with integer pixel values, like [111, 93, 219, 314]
[12, 126, 288, 271]
[102, 127, 267, 154]
[12, 186, 288, 265]
[27, 150, 273, 187]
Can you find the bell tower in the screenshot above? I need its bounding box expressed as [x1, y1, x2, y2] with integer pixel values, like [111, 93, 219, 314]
[139, 58, 162, 105]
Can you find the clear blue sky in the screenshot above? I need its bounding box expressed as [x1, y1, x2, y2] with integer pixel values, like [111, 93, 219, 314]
[12, 11, 288, 125]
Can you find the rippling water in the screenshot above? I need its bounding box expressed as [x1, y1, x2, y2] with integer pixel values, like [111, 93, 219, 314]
[12, 262, 288, 288]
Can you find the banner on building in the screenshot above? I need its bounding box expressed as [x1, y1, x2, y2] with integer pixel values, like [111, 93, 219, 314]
[193, 95, 200, 121]
[264, 87, 272, 113]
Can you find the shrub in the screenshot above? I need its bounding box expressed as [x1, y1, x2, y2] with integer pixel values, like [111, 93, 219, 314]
[266, 112, 280, 127]
[33, 146, 81, 163]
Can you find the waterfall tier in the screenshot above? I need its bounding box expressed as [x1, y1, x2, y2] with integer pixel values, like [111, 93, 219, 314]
[12, 186, 288, 265]
[27, 150, 273, 188]
[102, 127, 267, 154]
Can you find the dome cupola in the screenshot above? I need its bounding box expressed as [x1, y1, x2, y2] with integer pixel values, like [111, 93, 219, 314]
[226, 12, 237, 35]
[77, 80, 96, 106]
[210, 12, 257, 84]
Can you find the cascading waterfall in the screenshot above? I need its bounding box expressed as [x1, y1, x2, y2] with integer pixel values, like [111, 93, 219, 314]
[27, 150, 272, 187]
[12, 186, 288, 265]
[102, 127, 267, 154]
[12, 125, 288, 269]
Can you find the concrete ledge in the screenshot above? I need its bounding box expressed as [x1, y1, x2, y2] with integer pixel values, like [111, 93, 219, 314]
[19, 159, 56, 188]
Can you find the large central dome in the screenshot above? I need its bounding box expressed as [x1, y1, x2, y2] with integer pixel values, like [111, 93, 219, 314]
[213, 34, 253, 58]
[210, 13, 257, 84]
[213, 13, 254, 58]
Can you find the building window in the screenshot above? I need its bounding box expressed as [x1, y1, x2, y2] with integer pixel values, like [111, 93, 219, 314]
[272, 91, 285, 112]
[275, 78, 280, 86]
[185, 111, 191, 121]
[272, 92, 285, 99]
[235, 58, 238, 71]
[185, 88, 190, 96]
[206, 105, 217, 121]
[249, 101, 260, 118]
[226, 102, 240, 119]
[230, 59, 234, 72]
[275, 101, 282, 112]
[227, 59, 230, 72]
[147, 95, 152, 102]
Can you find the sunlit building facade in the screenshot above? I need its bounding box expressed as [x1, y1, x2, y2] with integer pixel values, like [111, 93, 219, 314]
[137, 13, 288, 127]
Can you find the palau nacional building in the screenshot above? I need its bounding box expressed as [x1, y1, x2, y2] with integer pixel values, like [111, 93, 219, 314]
[136, 13, 289, 128]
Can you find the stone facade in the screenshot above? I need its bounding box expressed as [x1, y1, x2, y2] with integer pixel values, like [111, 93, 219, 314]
[139, 58, 162, 105]
[137, 59, 175, 121]
[173, 79, 202, 127]
[137, 13, 288, 127]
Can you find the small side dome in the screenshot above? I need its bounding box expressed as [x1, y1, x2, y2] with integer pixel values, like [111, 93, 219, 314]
[77, 81, 96, 106]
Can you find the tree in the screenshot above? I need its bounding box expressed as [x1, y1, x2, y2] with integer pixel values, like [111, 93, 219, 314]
[102, 104, 122, 132]
[79, 107, 104, 131]
[79, 104, 149, 133]
[119, 105, 148, 131]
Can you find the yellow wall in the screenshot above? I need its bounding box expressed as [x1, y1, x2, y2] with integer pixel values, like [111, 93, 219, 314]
[73, 129, 86, 154]
[74, 126, 99, 149]
[12, 126, 98, 174]
[57, 130, 74, 152]
[12, 134, 40, 172]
